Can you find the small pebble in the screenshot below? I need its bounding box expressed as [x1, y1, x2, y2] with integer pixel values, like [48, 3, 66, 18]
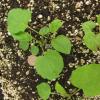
[7, 32, 11, 35]
[26, 70, 29, 75]
[16, 72, 20, 75]
[37, 14, 43, 19]
[18, 86, 21, 91]
[85, 0, 91, 5]
[80, 59, 85, 64]
[75, 2, 81, 9]
[56, 6, 60, 9]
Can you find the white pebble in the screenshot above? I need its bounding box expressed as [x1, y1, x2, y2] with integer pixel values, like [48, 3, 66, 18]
[18, 86, 21, 90]
[67, 81, 71, 85]
[8, 32, 11, 35]
[56, 6, 60, 9]
[26, 70, 29, 75]
[75, 2, 81, 9]
[38, 14, 43, 19]
[85, 1, 91, 5]
[16, 71, 20, 75]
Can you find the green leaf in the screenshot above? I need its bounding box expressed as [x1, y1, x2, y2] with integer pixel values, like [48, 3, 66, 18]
[82, 21, 96, 33]
[7, 8, 31, 34]
[19, 41, 29, 51]
[12, 32, 32, 42]
[83, 32, 98, 51]
[81, 21, 100, 51]
[55, 82, 69, 97]
[35, 50, 64, 80]
[51, 35, 72, 54]
[96, 15, 100, 25]
[95, 33, 100, 49]
[83, 32, 100, 51]
[70, 64, 100, 97]
[39, 26, 50, 36]
[49, 19, 63, 33]
[37, 82, 51, 100]
[30, 45, 39, 55]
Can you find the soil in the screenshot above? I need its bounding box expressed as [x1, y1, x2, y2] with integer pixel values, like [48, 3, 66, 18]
[0, 0, 100, 100]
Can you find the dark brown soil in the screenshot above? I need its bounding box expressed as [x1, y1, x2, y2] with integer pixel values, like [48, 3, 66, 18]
[0, 0, 100, 100]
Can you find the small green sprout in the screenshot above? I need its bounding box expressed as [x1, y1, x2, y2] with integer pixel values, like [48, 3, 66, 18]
[82, 15, 100, 51]
[7, 8, 100, 99]
[7, 8, 72, 99]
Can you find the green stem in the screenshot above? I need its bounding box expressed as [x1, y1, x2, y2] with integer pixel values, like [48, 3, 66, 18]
[51, 32, 57, 39]
[28, 26, 39, 34]
[28, 27, 45, 53]
[70, 88, 80, 97]
[51, 89, 80, 99]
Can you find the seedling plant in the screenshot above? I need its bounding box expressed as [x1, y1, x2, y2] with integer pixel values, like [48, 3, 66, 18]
[7, 8, 100, 99]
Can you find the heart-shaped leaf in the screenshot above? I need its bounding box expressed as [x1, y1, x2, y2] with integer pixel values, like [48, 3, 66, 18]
[35, 50, 64, 80]
[39, 26, 50, 36]
[70, 64, 100, 97]
[55, 82, 69, 97]
[82, 21, 96, 33]
[51, 35, 72, 54]
[19, 41, 29, 51]
[7, 8, 31, 34]
[30, 45, 39, 55]
[82, 20, 100, 51]
[37, 82, 51, 100]
[83, 32, 97, 51]
[49, 19, 63, 33]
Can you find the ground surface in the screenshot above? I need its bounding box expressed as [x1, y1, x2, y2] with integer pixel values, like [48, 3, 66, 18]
[0, 0, 100, 100]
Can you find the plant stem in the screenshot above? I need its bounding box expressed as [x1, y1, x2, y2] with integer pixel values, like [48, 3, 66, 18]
[70, 88, 80, 97]
[28, 26, 51, 53]
[32, 37, 44, 53]
[28, 26, 45, 53]
[28, 26, 39, 34]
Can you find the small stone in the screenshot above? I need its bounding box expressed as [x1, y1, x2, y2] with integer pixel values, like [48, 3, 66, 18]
[85, 1, 91, 5]
[17, 50, 22, 56]
[7, 63, 11, 67]
[78, 31, 84, 37]
[80, 59, 85, 64]
[68, 63, 75, 68]
[76, 36, 81, 41]
[76, 9, 81, 12]
[75, 2, 81, 9]
[7, 32, 11, 35]
[0, 32, 2, 36]
[35, 78, 39, 82]
[56, 6, 60, 9]
[27, 55, 37, 66]
[67, 81, 70, 85]
[38, 14, 43, 19]
[91, 16, 96, 21]
[16, 71, 20, 75]
[47, 16, 51, 21]
[26, 70, 29, 75]
[13, 81, 17, 84]
[44, 6, 47, 9]
[18, 86, 21, 90]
